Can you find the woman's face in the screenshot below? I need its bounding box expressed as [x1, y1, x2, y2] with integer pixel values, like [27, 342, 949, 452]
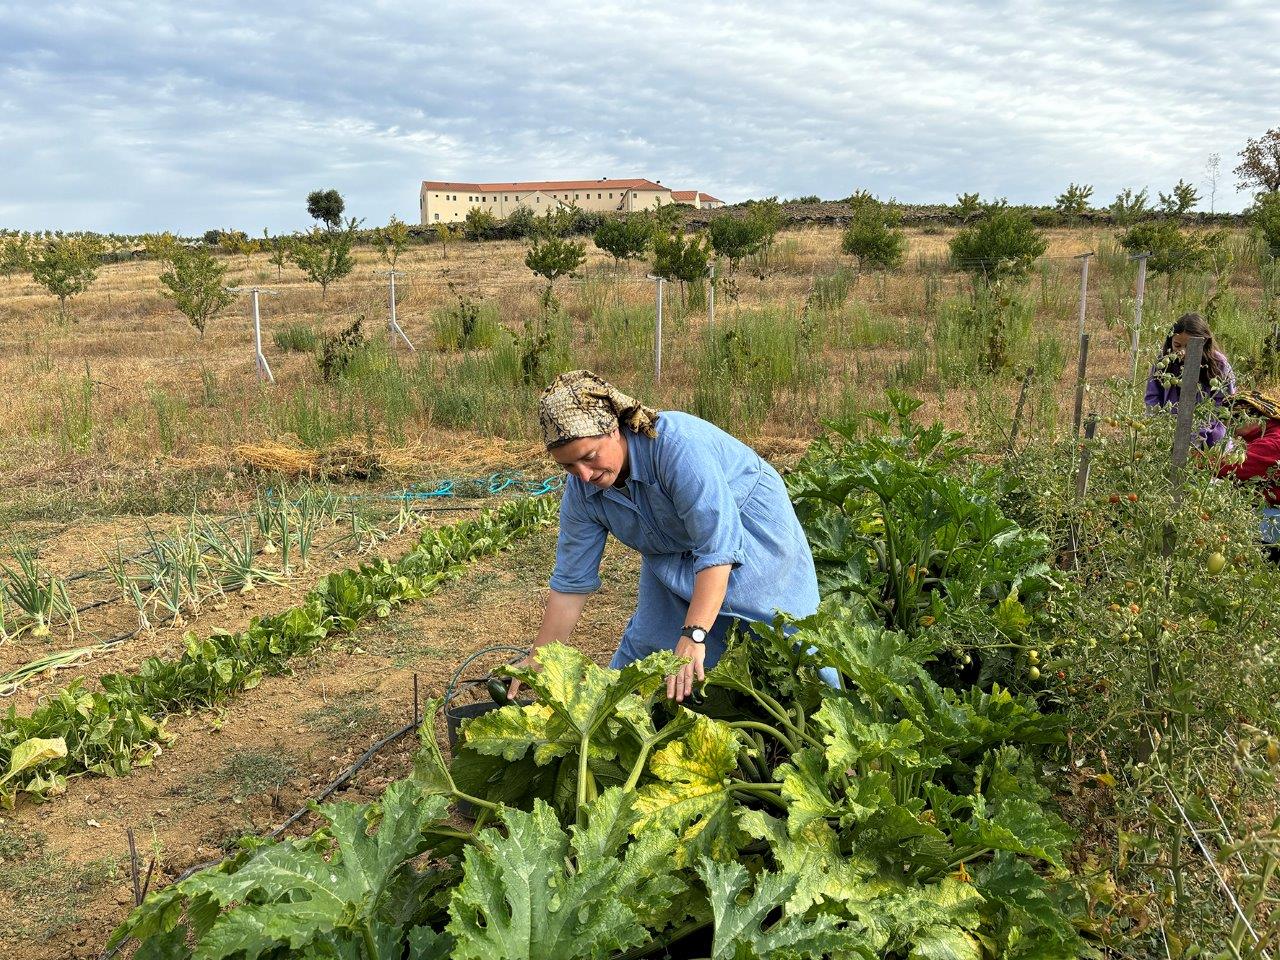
[1171, 332, 1190, 357]
[551, 429, 628, 488]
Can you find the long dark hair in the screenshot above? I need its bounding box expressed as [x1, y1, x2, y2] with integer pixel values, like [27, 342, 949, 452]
[1160, 313, 1225, 391]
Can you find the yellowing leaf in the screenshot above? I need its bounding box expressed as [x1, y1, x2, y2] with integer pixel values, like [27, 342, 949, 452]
[634, 714, 743, 865]
[0, 736, 67, 786]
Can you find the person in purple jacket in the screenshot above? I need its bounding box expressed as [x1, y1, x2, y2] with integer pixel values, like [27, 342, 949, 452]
[1144, 313, 1236, 447]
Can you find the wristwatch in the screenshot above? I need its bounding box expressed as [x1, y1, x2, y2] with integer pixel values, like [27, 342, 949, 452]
[681, 625, 708, 644]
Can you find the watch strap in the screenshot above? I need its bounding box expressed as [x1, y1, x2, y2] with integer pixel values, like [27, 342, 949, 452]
[681, 625, 708, 643]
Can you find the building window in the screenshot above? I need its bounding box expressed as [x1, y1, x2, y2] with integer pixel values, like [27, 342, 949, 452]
[536, 196, 541, 203]
[434, 213, 440, 221]
[505, 195, 509, 201]
[609, 193, 613, 199]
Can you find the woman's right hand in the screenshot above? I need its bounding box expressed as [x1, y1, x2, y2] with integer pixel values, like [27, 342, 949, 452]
[506, 651, 537, 701]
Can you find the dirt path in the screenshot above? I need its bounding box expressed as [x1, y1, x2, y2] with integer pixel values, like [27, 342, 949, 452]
[0, 526, 641, 959]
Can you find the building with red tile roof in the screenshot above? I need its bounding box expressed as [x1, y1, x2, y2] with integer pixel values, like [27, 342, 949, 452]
[419, 178, 674, 224]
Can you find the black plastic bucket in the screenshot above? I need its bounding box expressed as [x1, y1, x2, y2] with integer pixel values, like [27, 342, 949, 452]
[444, 698, 502, 753]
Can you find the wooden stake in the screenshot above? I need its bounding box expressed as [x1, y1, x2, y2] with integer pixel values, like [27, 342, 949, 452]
[1072, 334, 1090, 439]
[1007, 366, 1035, 455]
[1130, 253, 1150, 386]
[127, 827, 142, 907]
[1075, 251, 1093, 340]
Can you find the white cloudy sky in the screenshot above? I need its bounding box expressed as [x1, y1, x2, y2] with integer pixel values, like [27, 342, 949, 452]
[1, 0, 1276, 233]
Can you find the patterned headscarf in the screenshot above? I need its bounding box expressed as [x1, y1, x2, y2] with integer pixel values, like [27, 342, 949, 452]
[538, 370, 660, 448]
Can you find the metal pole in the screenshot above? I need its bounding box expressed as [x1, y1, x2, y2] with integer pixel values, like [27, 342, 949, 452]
[708, 260, 716, 330]
[648, 275, 665, 383]
[1075, 252, 1092, 340]
[1130, 253, 1149, 385]
[252, 288, 275, 384]
[384, 270, 416, 352]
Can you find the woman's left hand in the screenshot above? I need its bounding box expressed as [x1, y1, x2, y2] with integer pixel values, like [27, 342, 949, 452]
[667, 637, 706, 702]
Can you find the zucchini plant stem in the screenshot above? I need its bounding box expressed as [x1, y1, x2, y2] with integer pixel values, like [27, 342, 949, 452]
[728, 719, 796, 753]
[576, 734, 591, 823]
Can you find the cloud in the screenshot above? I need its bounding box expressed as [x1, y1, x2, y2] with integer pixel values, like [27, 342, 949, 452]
[0, 0, 1275, 232]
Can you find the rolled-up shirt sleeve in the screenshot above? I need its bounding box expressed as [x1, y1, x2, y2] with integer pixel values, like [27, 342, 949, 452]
[549, 485, 608, 594]
[659, 435, 747, 573]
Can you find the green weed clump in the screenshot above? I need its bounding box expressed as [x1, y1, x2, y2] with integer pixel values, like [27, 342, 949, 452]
[273, 323, 319, 353]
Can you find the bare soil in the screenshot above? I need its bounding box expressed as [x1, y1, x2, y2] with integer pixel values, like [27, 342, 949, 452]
[0, 525, 640, 958]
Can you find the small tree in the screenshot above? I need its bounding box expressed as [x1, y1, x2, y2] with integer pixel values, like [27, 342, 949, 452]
[434, 223, 457, 260]
[653, 230, 712, 305]
[29, 235, 102, 320]
[218, 229, 254, 264]
[593, 215, 651, 267]
[372, 215, 411, 268]
[1234, 128, 1280, 195]
[1109, 188, 1150, 226]
[306, 189, 346, 230]
[142, 231, 182, 263]
[525, 235, 586, 309]
[708, 214, 763, 273]
[1205, 153, 1222, 214]
[158, 245, 235, 338]
[954, 192, 982, 224]
[263, 229, 291, 278]
[1157, 179, 1200, 216]
[291, 217, 359, 300]
[1054, 183, 1094, 219]
[948, 201, 1047, 285]
[840, 198, 905, 272]
[1250, 192, 1280, 259]
[0, 233, 30, 279]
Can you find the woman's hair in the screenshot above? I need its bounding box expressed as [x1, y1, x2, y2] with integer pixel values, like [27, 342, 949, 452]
[1161, 313, 1225, 389]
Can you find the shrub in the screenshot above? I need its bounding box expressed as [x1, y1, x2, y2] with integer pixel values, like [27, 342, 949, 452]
[273, 323, 318, 353]
[1118, 220, 1219, 277]
[840, 198, 906, 271]
[462, 207, 499, 242]
[505, 205, 537, 239]
[948, 202, 1047, 284]
[1249, 191, 1280, 258]
[317, 317, 367, 381]
[433, 296, 500, 350]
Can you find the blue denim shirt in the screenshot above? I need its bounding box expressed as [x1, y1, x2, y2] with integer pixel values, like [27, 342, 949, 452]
[549, 412, 820, 634]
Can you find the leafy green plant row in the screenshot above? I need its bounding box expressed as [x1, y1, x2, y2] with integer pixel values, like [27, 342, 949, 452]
[0, 497, 554, 807]
[110, 408, 1094, 959]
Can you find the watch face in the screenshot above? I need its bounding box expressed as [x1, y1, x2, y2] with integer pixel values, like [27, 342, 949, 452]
[691, 628, 707, 643]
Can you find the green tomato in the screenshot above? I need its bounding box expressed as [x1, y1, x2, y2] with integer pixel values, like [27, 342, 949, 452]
[1207, 552, 1227, 576]
[1028, 666, 1041, 681]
